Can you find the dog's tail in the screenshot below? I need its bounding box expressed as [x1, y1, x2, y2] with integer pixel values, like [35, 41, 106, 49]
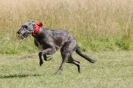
[76, 46, 96, 63]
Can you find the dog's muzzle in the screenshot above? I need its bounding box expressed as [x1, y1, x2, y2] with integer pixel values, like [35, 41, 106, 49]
[17, 31, 29, 39]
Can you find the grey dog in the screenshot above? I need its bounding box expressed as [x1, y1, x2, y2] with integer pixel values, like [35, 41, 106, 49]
[17, 21, 96, 73]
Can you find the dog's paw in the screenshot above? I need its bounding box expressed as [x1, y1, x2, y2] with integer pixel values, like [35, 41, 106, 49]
[91, 59, 96, 63]
[39, 61, 43, 66]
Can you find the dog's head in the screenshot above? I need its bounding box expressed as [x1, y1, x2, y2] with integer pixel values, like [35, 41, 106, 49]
[17, 21, 35, 39]
[17, 21, 43, 39]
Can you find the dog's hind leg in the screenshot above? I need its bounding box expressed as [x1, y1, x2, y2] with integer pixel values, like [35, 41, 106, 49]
[55, 38, 78, 74]
[68, 55, 81, 73]
[55, 52, 70, 74]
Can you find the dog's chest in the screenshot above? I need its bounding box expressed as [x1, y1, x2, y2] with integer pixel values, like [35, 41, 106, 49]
[34, 37, 50, 50]
[36, 40, 43, 49]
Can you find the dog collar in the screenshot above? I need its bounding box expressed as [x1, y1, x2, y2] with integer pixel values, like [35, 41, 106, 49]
[32, 22, 43, 36]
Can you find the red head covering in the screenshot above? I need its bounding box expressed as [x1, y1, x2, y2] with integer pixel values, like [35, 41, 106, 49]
[32, 21, 43, 36]
[36, 21, 43, 27]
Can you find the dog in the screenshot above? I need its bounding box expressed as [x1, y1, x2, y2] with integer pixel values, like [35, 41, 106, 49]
[17, 21, 96, 73]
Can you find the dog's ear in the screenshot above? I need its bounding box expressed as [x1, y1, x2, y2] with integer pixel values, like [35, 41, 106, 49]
[36, 21, 43, 27]
[30, 21, 35, 26]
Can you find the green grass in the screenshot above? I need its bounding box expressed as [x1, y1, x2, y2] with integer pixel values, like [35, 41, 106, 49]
[0, 51, 133, 88]
[0, 0, 133, 54]
[0, 0, 133, 87]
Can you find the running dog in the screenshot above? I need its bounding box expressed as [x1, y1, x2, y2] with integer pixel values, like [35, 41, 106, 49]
[17, 21, 96, 73]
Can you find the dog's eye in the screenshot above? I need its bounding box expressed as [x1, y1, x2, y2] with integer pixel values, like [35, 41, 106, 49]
[22, 25, 28, 28]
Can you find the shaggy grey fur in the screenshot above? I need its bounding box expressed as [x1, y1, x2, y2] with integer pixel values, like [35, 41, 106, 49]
[17, 21, 96, 73]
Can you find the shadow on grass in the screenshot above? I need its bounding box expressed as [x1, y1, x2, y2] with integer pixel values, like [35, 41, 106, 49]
[0, 74, 41, 79]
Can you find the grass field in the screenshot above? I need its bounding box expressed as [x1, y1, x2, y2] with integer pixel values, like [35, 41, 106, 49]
[0, 51, 133, 88]
[0, 0, 133, 54]
[0, 0, 133, 88]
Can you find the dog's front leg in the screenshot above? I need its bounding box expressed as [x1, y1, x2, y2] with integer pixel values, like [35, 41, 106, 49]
[43, 54, 53, 61]
[38, 47, 56, 66]
[38, 52, 44, 66]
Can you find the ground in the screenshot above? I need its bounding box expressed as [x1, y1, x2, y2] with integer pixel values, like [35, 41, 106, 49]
[0, 51, 133, 88]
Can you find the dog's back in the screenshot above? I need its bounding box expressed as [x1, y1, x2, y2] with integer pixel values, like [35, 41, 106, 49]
[35, 28, 76, 50]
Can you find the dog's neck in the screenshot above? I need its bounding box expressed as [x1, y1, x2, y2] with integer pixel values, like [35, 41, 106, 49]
[32, 22, 43, 36]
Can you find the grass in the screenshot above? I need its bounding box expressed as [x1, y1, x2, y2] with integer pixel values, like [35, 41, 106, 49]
[0, 51, 133, 88]
[0, 1, 133, 87]
[0, 0, 133, 88]
[0, 0, 133, 54]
